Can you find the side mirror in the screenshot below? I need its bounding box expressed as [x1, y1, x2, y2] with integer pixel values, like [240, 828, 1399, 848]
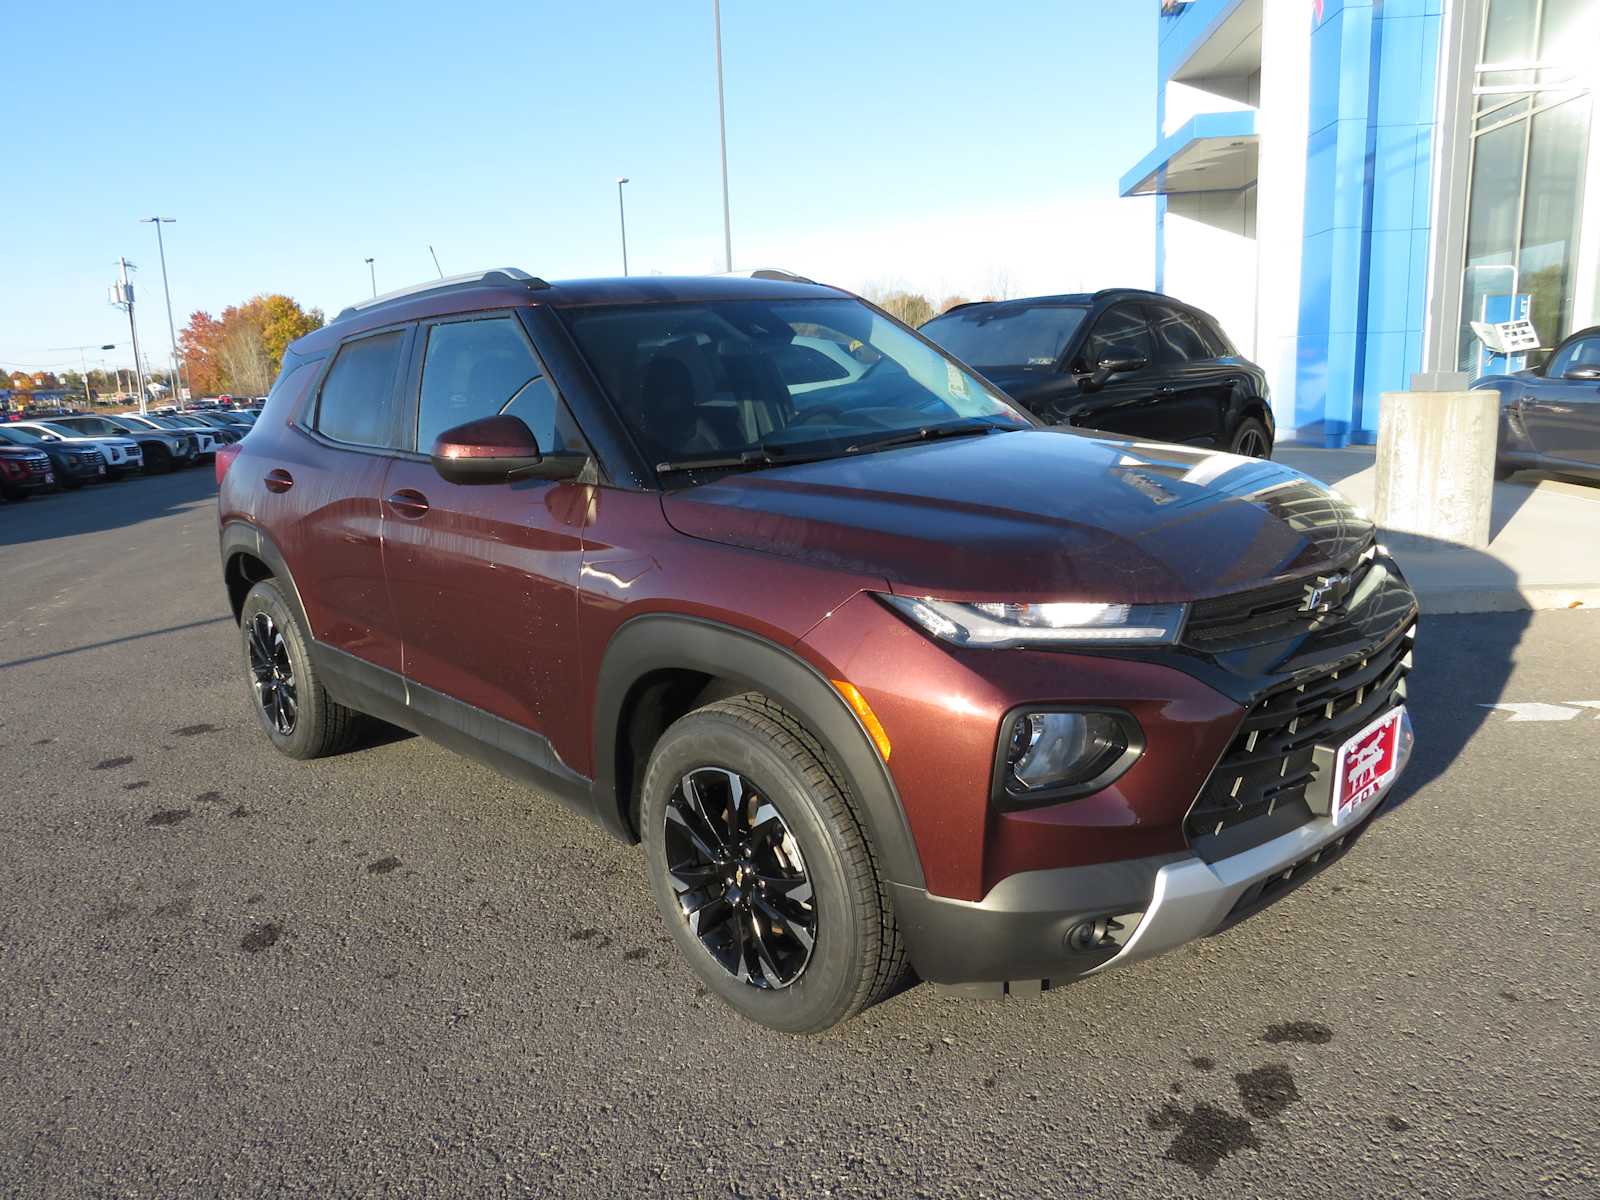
[430, 414, 587, 485]
[1087, 346, 1149, 388]
[1563, 365, 1600, 382]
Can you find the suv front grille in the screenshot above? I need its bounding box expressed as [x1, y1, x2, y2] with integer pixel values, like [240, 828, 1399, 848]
[1184, 538, 1375, 652]
[1186, 621, 1414, 848]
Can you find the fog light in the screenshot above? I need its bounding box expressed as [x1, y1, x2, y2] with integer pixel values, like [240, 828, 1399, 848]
[1006, 711, 1128, 793]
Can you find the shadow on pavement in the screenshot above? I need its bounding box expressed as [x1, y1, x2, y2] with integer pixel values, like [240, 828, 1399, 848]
[0, 467, 217, 547]
[1374, 531, 1528, 820]
[0, 615, 233, 671]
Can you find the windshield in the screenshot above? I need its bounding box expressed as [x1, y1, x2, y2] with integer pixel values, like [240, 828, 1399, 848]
[34, 422, 82, 439]
[562, 297, 1029, 478]
[920, 303, 1089, 370]
[0, 425, 46, 444]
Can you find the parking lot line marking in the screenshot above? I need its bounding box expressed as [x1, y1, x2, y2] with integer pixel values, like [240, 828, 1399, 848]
[1479, 702, 1600, 722]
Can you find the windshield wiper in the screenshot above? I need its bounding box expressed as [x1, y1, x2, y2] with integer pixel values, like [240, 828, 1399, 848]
[843, 420, 1003, 455]
[655, 421, 1005, 477]
[654, 445, 834, 476]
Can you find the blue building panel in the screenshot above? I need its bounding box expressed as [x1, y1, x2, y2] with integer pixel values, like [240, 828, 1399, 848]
[1292, 0, 1444, 444]
[1141, 0, 1450, 447]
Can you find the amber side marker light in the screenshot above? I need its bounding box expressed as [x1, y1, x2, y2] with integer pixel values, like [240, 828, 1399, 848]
[832, 680, 891, 762]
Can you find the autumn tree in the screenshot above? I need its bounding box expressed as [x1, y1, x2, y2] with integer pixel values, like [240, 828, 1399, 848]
[179, 294, 324, 395]
[938, 295, 973, 314]
[179, 310, 225, 395]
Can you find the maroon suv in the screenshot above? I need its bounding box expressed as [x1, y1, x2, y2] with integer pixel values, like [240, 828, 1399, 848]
[218, 269, 1418, 1032]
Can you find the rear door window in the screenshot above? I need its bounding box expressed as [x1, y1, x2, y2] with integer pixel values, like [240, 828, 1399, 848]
[314, 329, 407, 448]
[415, 315, 571, 454]
[1082, 305, 1154, 369]
[1148, 304, 1214, 364]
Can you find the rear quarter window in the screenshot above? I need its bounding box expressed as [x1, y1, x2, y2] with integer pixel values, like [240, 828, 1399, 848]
[312, 330, 406, 448]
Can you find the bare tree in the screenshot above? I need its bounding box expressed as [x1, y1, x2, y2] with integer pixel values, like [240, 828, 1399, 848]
[217, 320, 272, 395]
[864, 285, 937, 328]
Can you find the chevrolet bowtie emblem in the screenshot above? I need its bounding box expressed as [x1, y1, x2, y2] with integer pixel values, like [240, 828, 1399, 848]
[1300, 571, 1353, 615]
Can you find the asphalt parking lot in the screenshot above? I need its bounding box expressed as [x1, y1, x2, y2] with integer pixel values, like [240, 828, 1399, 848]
[2, 469, 1597, 1198]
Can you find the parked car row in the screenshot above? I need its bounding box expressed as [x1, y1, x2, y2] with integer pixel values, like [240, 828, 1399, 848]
[0, 407, 259, 501]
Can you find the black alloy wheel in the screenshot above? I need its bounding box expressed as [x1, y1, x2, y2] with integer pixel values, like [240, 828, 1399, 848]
[663, 766, 817, 989]
[1231, 417, 1272, 459]
[246, 611, 297, 736]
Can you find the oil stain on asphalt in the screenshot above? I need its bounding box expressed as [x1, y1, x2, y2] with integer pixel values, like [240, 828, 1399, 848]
[1150, 1025, 1331, 1178]
[1263, 1020, 1333, 1045]
[240, 922, 282, 953]
[94, 756, 134, 770]
[146, 808, 192, 827]
[1235, 1064, 1300, 1119]
[366, 856, 403, 875]
[1147, 1101, 1260, 1178]
[123, 781, 150, 791]
[172, 723, 220, 736]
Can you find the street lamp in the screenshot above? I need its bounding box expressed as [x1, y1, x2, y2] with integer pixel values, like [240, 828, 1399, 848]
[140, 217, 184, 401]
[364, 257, 376, 298]
[616, 177, 630, 276]
[712, 0, 733, 272]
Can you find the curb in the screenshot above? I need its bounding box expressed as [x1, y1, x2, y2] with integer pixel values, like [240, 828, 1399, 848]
[1414, 586, 1600, 615]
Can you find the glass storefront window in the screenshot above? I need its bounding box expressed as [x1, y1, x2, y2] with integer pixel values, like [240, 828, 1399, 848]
[1457, 0, 1596, 373]
[1520, 95, 1591, 350]
[1484, 0, 1537, 59]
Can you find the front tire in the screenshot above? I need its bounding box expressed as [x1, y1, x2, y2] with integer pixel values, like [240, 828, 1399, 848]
[238, 580, 364, 759]
[640, 694, 906, 1033]
[145, 444, 174, 474]
[1230, 416, 1273, 458]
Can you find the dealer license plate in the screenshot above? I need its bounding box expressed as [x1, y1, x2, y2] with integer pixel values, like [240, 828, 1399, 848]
[1332, 706, 1406, 826]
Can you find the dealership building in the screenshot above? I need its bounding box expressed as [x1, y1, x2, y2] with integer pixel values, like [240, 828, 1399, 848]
[1121, 0, 1598, 445]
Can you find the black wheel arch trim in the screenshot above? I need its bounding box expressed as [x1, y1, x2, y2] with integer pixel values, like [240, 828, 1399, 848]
[220, 520, 313, 637]
[592, 613, 926, 889]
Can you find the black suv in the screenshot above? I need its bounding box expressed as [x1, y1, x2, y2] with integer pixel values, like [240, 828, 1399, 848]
[920, 289, 1274, 457]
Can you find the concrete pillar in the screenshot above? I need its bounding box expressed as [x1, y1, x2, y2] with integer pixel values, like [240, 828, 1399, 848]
[1374, 390, 1500, 548]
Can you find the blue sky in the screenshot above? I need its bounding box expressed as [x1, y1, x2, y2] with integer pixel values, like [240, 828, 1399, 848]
[2, 0, 1155, 378]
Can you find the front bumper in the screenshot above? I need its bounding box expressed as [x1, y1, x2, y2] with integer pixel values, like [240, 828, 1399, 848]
[894, 709, 1412, 991]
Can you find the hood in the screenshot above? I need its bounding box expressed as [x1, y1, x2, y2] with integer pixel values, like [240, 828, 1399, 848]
[661, 429, 1373, 603]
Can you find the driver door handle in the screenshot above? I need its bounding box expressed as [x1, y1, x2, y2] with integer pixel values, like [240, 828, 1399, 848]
[386, 489, 430, 519]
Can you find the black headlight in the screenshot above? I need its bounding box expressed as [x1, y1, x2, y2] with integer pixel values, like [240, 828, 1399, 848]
[992, 708, 1142, 810]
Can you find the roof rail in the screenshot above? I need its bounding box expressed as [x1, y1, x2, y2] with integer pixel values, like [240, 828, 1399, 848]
[332, 268, 550, 323]
[1091, 286, 1166, 302]
[716, 267, 817, 285]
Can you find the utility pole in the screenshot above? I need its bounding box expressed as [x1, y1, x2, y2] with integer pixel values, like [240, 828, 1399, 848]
[141, 217, 185, 402]
[616, 177, 631, 276]
[713, 0, 733, 271]
[111, 258, 148, 414]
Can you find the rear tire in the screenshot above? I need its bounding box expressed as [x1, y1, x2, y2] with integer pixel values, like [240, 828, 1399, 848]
[145, 444, 174, 474]
[1229, 416, 1273, 458]
[239, 579, 364, 760]
[640, 693, 906, 1033]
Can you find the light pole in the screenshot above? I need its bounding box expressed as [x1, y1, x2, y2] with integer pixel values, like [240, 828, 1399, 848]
[140, 217, 184, 401]
[616, 177, 630, 276]
[712, 0, 733, 271]
[364, 257, 376, 298]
